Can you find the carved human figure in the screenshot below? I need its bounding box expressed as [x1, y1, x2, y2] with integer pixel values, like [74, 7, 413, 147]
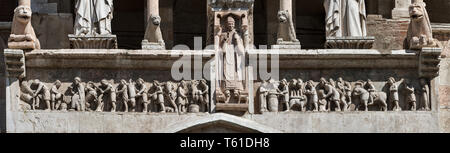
[344, 80, 353, 105]
[258, 80, 269, 113]
[404, 1, 437, 49]
[19, 81, 33, 111]
[419, 78, 430, 111]
[135, 78, 149, 112]
[8, 0, 40, 49]
[305, 80, 319, 112]
[317, 90, 328, 112]
[127, 79, 137, 112]
[50, 80, 63, 110]
[364, 79, 377, 105]
[217, 15, 246, 102]
[116, 79, 129, 112]
[336, 77, 348, 107]
[319, 78, 346, 111]
[74, 0, 114, 35]
[149, 80, 165, 113]
[30, 79, 51, 111]
[324, 0, 367, 37]
[287, 79, 307, 111]
[85, 81, 98, 111]
[192, 80, 209, 112]
[404, 81, 417, 111]
[165, 81, 179, 113]
[277, 79, 290, 111]
[68, 77, 86, 111]
[177, 81, 188, 113]
[387, 77, 404, 111]
[97, 79, 117, 112]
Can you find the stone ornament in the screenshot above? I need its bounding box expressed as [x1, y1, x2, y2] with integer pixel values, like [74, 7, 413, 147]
[8, 0, 40, 50]
[404, 0, 438, 50]
[17, 78, 211, 114]
[273, 0, 301, 49]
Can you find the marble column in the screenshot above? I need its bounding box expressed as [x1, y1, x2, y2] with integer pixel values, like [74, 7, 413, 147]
[392, 0, 412, 19]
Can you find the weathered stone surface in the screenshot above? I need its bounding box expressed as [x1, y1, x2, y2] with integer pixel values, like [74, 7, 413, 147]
[440, 109, 450, 133]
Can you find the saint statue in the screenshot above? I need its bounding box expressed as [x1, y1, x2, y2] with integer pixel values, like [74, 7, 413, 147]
[74, 0, 114, 35]
[217, 16, 246, 99]
[324, 0, 367, 37]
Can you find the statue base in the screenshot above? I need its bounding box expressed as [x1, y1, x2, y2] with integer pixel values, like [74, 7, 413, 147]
[68, 34, 118, 49]
[325, 36, 375, 49]
[141, 40, 165, 50]
[271, 41, 301, 49]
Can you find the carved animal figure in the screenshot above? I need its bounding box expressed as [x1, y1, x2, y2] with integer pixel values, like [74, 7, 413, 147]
[8, 4, 40, 49]
[353, 84, 388, 111]
[405, 2, 437, 50]
[277, 10, 298, 43]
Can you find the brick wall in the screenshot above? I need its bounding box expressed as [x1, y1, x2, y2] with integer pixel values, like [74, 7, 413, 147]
[366, 15, 410, 53]
[0, 0, 17, 22]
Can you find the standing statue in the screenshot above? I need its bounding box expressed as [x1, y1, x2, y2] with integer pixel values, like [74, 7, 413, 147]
[165, 81, 179, 113]
[258, 80, 269, 113]
[387, 77, 404, 111]
[8, 0, 40, 49]
[127, 79, 137, 112]
[217, 15, 246, 103]
[324, 0, 367, 37]
[419, 78, 430, 111]
[135, 78, 149, 112]
[305, 80, 319, 112]
[364, 79, 377, 105]
[116, 79, 129, 112]
[149, 80, 165, 113]
[177, 81, 188, 113]
[97, 79, 117, 112]
[278, 79, 290, 111]
[404, 81, 417, 111]
[404, 0, 438, 50]
[50, 80, 63, 110]
[74, 0, 114, 35]
[30, 79, 51, 111]
[68, 77, 86, 111]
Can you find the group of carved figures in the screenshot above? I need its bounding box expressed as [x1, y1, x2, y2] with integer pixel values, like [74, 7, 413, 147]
[19, 78, 209, 114]
[258, 77, 431, 113]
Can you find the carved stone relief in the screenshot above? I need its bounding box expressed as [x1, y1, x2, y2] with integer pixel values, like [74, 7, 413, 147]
[8, 0, 40, 50]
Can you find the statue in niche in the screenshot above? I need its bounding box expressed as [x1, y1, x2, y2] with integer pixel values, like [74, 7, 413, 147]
[74, 0, 114, 35]
[404, 1, 438, 50]
[116, 79, 129, 112]
[216, 15, 246, 104]
[404, 80, 417, 111]
[8, 0, 40, 49]
[258, 80, 269, 113]
[305, 80, 319, 112]
[192, 80, 209, 112]
[319, 78, 346, 111]
[30, 79, 51, 111]
[287, 79, 307, 112]
[419, 78, 430, 111]
[149, 80, 165, 113]
[324, 0, 367, 37]
[177, 81, 188, 113]
[97, 79, 117, 112]
[85, 81, 99, 111]
[50, 80, 63, 110]
[135, 78, 149, 112]
[68, 77, 86, 111]
[387, 77, 404, 111]
[127, 79, 137, 112]
[165, 81, 179, 113]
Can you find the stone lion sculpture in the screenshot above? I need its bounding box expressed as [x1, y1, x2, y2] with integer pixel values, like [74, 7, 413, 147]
[404, 2, 437, 50]
[8, 2, 40, 50]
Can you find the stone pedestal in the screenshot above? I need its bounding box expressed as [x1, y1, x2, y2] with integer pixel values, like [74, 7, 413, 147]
[142, 40, 165, 50]
[325, 37, 375, 49]
[392, 0, 412, 19]
[272, 41, 301, 49]
[68, 34, 118, 49]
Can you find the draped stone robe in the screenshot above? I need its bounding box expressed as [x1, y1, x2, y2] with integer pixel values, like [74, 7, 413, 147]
[218, 30, 245, 91]
[75, 0, 113, 35]
[324, 0, 367, 37]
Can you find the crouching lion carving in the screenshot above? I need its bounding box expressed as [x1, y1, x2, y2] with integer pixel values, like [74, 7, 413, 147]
[8, 3, 41, 50]
[404, 2, 437, 50]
